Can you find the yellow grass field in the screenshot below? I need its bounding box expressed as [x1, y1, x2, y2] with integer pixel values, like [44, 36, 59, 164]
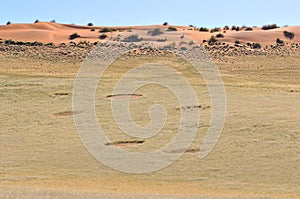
[0, 51, 299, 198]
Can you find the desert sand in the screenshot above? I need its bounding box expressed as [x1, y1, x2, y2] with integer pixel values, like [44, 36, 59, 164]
[0, 22, 299, 198]
[0, 22, 300, 45]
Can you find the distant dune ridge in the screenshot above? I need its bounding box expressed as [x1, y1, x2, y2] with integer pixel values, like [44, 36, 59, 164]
[0, 22, 299, 45]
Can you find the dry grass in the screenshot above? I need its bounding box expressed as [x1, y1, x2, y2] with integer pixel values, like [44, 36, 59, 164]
[0, 50, 299, 198]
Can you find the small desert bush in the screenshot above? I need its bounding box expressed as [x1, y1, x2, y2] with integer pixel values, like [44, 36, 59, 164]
[147, 28, 164, 36]
[69, 33, 80, 40]
[216, 33, 224, 38]
[231, 26, 237, 30]
[6, 21, 11, 25]
[235, 40, 241, 45]
[210, 27, 221, 33]
[90, 28, 95, 32]
[276, 38, 284, 45]
[283, 31, 295, 40]
[157, 38, 167, 42]
[199, 27, 209, 32]
[167, 26, 177, 31]
[163, 22, 168, 26]
[262, 24, 279, 30]
[99, 34, 108, 39]
[245, 27, 253, 31]
[208, 36, 217, 45]
[253, 42, 261, 49]
[223, 26, 229, 30]
[99, 27, 117, 33]
[50, 20, 56, 23]
[123, 34, 142, 42]
[87, 22, 94, 26]
[34, 19, 39, 23]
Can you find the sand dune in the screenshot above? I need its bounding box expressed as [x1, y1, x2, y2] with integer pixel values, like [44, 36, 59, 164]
[0, 22, 300, 46]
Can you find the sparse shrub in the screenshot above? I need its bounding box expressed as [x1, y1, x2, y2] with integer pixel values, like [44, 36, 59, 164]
[262, 24, 279, 30]
[157, 38, 167, 42]
[46, 42, 55, 46]
[231, 26, 237, 30]
[199, 27, 209, 32]
[50, 20, 56, 23]
[99, 34, 108, 39]
[236, 26, 240, 31]
[235, 40, 241, 45]
[216, 33, 224, 38]
[188, 40, 194, 45]
[123, 34, 142, 42]
[223, 26, 229, 30]
[253, 43, 261, 49]
[34, 19, 39, 23]
[69, 33, 80, 40]
[208, 36, 217, 45]
[210, 27, 221, 33]
[5, 39, 14, 45]
[147, 28, 164, 36]
[276, 38, 284, 45]
[283, 31, 295, 40]
[163, 22, 168, 26]
[245, 27, 253, 31]
[6, 21, 11, 25]
[180, 34, 184, 39]
[87, 22, 94, 26]
[90, 28, 95, 32]
[167, 26, 177, 31]
[99, 27, 117, 33]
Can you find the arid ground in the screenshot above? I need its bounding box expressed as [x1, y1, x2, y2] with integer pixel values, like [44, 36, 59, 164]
[0, 23, 299, 198]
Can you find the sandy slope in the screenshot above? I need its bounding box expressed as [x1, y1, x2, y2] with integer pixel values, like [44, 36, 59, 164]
[0, 22, 300, 45]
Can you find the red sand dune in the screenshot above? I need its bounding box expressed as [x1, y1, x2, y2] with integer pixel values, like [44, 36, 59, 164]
[0, 22, 300, 46]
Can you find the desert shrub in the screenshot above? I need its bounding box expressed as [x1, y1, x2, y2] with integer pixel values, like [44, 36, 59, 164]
[69, 33, 80, 40]
[245, 27, 253, 31]
[87, 22, 94, 26]
[31, 41, 43, 46]
[231, 26, 237, 30]
[147, 28, 164, 36]
[5, 39, 14, 44]
[50, 20, 56, 23]
[167, 26, 177, 31]
[223, 26, 229, 30]
[262, 24, 279, 30]
[235, 40, 241, 45]
[6, 21, 11, 25]
[236, 26, 240, 31]
[157, 38, 167, 42]
[90, 28, 95, 32]
[276, 38, 284, 45]
[99, 34, 108, 39]
[99, 27, 117, 33]
[46, 42, 55, 46]
[123, 34, 142, 42]
[283, 31, 295, 40]
[203, 39, 207, 43]
[208, 36, 217, 45]
[163, 22, 168, 26]
[216, 33, 224, 38]
[199, 27, 209, 32]
[253, 43, 261, 49]
[210, 27, 221, 33]
[34, 19, 39, 23]
[188, 40, 194, 45]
